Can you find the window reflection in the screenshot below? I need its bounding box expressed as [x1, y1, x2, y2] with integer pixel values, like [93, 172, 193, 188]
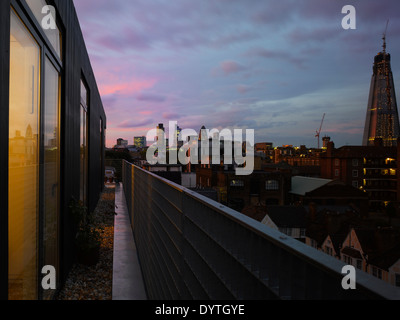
[43, 57, 60, 299]
[80, 81, 88, 206]
[8, 9, 40, 300]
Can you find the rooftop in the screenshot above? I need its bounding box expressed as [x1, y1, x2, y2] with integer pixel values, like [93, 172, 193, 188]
[263, 206, 307, 228]
[290, 176, 332, 196]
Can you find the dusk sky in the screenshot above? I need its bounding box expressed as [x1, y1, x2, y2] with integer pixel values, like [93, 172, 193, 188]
[72, 0, 400, 148]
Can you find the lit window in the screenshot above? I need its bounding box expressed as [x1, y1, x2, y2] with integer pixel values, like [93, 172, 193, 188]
[381, 169, 389, 176]
[265, 180, 279, 190]
[385, 158, 395, 165]
[230, 180, 244, 187]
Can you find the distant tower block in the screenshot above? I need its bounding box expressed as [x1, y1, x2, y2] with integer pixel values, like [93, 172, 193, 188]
[322, 136, 331, 149]
[363, 30, 400, 146]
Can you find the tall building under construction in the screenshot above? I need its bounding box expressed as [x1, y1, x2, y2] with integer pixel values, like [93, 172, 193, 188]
[362, 34, 400, 146]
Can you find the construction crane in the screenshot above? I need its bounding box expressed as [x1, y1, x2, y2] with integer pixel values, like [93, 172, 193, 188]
[315, 113, 325, 149]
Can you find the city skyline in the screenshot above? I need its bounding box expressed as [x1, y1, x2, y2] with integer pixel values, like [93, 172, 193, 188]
[73, 0, 400, 148]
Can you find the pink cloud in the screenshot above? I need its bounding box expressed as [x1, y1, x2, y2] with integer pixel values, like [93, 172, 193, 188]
[219, 60, 246, 75]
[99, 78, 157, 96]
[324, 122, 363, 135]
[139, 110, 154, 116]
[237, 85, 252, 94]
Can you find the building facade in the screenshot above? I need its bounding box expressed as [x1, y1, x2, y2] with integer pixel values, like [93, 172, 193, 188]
[196, 165, 290, 212]
[1, 0, 106, 300]
[363, 38, 400, 147]
[134, 136, 147, 148]
[320, 140, 399, 210]
[117, 138, 128, 147]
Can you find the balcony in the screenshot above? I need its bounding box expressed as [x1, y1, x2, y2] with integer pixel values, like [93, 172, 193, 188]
[117, 160, 400, 300]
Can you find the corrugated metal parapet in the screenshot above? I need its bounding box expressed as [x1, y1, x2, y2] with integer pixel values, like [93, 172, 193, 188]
[122, 160, 400, 300]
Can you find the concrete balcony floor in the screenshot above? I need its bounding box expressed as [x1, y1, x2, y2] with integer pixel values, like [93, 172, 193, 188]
[112, 183, 147, 300]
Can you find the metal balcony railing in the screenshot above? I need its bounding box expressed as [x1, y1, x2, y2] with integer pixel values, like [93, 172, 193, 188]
[122, 160, 400, 300]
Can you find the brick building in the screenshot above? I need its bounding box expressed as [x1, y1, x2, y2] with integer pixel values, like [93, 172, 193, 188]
[320, 140, 399, 211]
[196, 165, 291, 212]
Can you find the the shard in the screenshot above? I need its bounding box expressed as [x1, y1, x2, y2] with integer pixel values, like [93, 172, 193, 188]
[362, 33, 400, 146]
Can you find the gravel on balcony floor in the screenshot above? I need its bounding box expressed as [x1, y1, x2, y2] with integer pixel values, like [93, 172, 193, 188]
[56, 185, 116, 300]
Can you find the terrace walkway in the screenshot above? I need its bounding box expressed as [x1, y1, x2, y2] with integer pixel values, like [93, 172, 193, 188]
[112, 183, 147, 300]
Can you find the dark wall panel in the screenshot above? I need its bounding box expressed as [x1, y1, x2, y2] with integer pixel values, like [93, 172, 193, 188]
[0, 0, 11, 301]
[52, 0, 107, 283]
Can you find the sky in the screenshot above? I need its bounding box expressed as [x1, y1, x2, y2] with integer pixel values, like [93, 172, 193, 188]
[72, 0, 400, 148]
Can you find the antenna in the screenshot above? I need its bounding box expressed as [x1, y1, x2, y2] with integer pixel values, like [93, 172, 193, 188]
[383, 19, 389, 53]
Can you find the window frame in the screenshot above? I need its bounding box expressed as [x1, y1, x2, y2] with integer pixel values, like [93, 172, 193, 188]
[372, 266, 382, 279]
[80, 77, 90, 207]
[265, 179, 279, 191]
[230, 179, 244, 188]
[8, 0, 64, 300]
[395, 273, 400, 287]
[41, 53, 61, 300]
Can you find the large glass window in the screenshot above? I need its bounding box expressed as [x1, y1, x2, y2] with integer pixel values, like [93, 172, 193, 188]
[25, 0, 62, 58]
[80, 80, 89, 206]
[9, 6, 61, 300]
[42, 57, 60, 299]
[8, 9, 41, 300]
[100, 118, 104, 181]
